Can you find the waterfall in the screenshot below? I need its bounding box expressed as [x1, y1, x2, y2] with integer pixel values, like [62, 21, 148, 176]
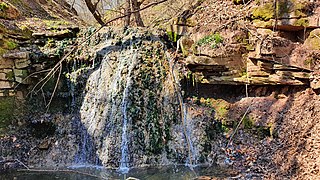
[119, 49, 137, 173]
[182, 104, 199, 167]
[72, 28, 202, 170]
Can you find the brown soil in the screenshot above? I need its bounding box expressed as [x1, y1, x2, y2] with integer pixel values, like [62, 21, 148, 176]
[224, 88, 320, 179]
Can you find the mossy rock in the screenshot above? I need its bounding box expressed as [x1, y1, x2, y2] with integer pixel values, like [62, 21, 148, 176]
[4, 40, 18, 50]
[5, 71, 14, 81]
[252, 2, 275, 21]
[304, 29, 320, 50]
[252, 0, 309, 21]
[252, 19, 274, 28]
[293, 18, 309, 27]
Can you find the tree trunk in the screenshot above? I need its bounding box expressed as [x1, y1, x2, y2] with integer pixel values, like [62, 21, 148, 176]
[84, 0, 105, 25]
[131, 0, 144, 27]
[124, 0, 131, 26]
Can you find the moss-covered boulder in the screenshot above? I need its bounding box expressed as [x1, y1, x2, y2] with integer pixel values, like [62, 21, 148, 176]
[304, 29, 320, 50]
[251, 0, 316, 29]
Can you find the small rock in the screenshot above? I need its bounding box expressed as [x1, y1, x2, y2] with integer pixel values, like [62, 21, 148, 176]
[3, 52, 29, 59]
[38, 139, 51, 150]
[195, 176, 211, 180]
[14, 59, 31, 69]
[0, 81, 14, 89]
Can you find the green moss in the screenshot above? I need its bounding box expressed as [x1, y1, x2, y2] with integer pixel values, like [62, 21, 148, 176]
[19, 25, 33, 38]
[243, 115, 254, 129]
[252, 0, 306, 20]
[5, 71, 14, 81]
[257, 126, 271, 139]
[0, 47, 7, 56]
[0, 97, 15, 133]
[305, 30, 320, 50]
[252, 19, 274, 27]
[304, 58, 314, 66]
[0, 2, 8, 11]
[4, 40, 18, 50]
[167, 31, 180, 43]
[197, 33, 223, 48]
[294, 18, 309, 26]
[198, 98, 229, 120]
[252, 3, 274, 21]
[44, 20, 70, 29]
[294, 2, 307, 17]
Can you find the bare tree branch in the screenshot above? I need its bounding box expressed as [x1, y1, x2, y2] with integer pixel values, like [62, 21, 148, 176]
[104, 0, 167, 26]
[84, 0, 105, 25]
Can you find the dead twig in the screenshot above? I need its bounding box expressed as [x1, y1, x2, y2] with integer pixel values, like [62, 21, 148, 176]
[45, 64, 62, 111]
[14, 69, 52, 90]
[14, 159, 30, 170]
[227, 106, 251, 147]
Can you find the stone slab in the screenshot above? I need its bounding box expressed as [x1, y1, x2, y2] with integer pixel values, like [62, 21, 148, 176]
[13, 69, 28, 77]
[3, 52, 29, 59]
[0, 59, 14, 69]
[0, 73, 6, 80]
[14, 59, 31, 69]
[0, 81, 14, 89]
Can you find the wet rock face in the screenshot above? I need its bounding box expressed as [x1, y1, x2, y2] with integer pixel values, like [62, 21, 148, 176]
[75, 28, 182, 167]
[62, 28, 224, 168]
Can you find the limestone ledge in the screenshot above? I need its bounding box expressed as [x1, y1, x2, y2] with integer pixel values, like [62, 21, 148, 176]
[188, 55, 311, 86]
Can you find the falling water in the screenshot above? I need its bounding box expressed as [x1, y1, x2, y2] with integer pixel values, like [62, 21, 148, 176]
[182, 103, 199, 167]
[119, 50, 138, 173]
[74, 118, 101, 165]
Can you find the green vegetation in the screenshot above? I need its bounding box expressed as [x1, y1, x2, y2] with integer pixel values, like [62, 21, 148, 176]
[197, 33, 223, 48]
[4, 40, 18, 50]
[196, 97, 229, 120]
[43, 19, 70, 29]
[252, 2, 274, 21]
[0, 2, 9, 11]
[0, 97, 15, 134]
[19, 25, 33, 38]
[243, 115, 254, 129]
[0, 47, 7, 56]
[252, 0, 309, 22]
[5, 71, 14, 81]
[305, 30, 320, 50]
[167, 31, 180, 43]
[294, 18, 309, 26]
[294, 1, 307, 17]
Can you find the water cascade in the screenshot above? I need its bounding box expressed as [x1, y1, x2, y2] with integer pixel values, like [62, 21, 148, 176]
[72, 28, 210, 170]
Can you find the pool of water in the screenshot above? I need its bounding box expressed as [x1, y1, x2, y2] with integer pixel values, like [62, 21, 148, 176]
[0, 165, 238, 180]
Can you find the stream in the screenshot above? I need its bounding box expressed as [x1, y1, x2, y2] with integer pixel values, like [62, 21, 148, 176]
[0, 165, 237, 180]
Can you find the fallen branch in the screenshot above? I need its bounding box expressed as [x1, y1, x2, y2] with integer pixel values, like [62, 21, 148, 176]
[14, 159, 29, 170]
[226, 106, 251, 147]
